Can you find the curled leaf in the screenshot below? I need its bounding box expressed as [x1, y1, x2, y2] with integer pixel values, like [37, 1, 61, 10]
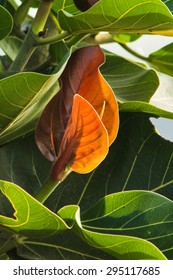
[35, 46, 119, 180]
[51, 94, 109, 180]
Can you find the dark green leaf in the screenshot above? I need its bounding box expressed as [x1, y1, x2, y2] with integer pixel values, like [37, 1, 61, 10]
[102, 53, 159, 102]
[149, 42, 173, 76]
[17, 230, 113, 260]
[44, 113, 173, 214]
[82, 191, 173, 259]
[0, 135, 52, 198]
[0, 5, 13, 40]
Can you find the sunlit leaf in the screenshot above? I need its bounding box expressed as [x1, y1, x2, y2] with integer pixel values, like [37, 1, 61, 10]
[76, 47, 119, 145]
[112, 33, 141, 44]
[52, 0, 79, 14]
[36, 46, 119, 174]
[162, 0, 173, 14]
[82, 190, 173, 258]
[51, 94, 109, 180]
[0, 181, 68, 237]
[119, 101, 173, 119]
[0, 48, 71, 145]
[58, 205, 166, 260]
[58, 0, 173, 36]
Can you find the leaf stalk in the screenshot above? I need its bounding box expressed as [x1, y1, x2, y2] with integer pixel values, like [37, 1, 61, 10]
[34, 178, 60, 204]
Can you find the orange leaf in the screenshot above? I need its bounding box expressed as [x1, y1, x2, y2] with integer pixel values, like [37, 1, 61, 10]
[78, 67, 119, 145]
[51, 94, 109, 180]
[68, 46, 119, 145]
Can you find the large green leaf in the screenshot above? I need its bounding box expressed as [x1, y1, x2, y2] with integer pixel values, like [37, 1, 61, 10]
[102, 53, 159, 102]
[1, 114, 173, 258]
[17, 230, 113, 260]
[0, 180, 68, 237]
[101, 53, 173, 119]
[58, 205, 166, 260]
[43, 113, 173, 215]
[0, 49, 71, 145]
[58, 0, 173, 35]
[82, 191, 173, 259]
[0, 5, 13, 40]
[0, 135, 52, 198]
[149, 43, 173, 76]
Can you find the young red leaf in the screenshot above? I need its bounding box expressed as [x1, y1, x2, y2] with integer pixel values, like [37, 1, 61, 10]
[51, 94, 109, 180]
[59, 45, 119, 145]
[35, 45, 119, 180]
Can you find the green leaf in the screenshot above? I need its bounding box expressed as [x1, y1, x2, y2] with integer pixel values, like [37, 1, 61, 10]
[149, 43, 173, 76]
[0, 49, 71, 145]
[53, 0, 79, 14]
[101, 53, 159, 102]
[0, 5, 13, 40]
[119, 101, 173, 119]
[162, 0, 173, 14]
[0, 135, 52, 198]
[43, 113, 173, 215]
[1, 115, 173, 259]
[82, 190, 173, 259]
[113, 33, 141, 44]
[17, 230, 113, 260]
[58, 0, 173, 35]
[58, 205, 166, 260]
[0, 180, 68, 237]
[0, 36, 22, 61]
[0, 253, 10, 260]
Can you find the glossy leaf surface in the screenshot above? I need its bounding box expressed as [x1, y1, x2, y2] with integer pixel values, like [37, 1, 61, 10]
[58, 0, 173, 35]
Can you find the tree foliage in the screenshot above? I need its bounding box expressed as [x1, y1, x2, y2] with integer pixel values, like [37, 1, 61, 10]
[0, 0, 173, 260]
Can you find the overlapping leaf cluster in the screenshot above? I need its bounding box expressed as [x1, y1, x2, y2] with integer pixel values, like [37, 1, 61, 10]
[1, 0, 173, 260]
